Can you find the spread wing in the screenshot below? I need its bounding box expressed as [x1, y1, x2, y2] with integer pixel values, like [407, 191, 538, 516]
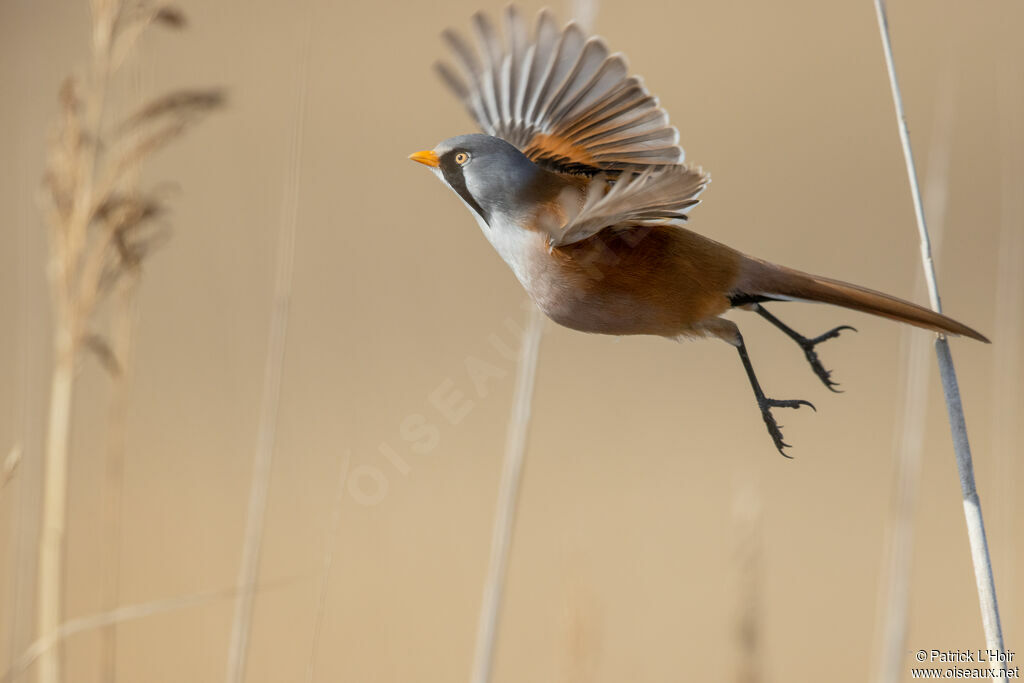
[548, 166, 709, 247]
[435, 5, 685, 176]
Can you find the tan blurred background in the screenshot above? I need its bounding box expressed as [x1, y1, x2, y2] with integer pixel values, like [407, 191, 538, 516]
[1, 0, 1022, 681]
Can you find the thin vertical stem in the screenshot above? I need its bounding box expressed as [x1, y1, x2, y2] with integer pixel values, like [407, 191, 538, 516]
[37, 5, 120, 681]
[224, 8, 312, 683]
[871, 2, 941, 313]
[31, 2, 220, 679]
[303, 452, 351, 683]
[36, 343, 74, 683]
[468, 305, 544, 683]
[871, 0, 1004, 671]
[468, 4, 591, 678]
[874, 76, 955, 683]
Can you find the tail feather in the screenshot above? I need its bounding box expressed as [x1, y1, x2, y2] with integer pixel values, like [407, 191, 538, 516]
[735, 257, 990, 343]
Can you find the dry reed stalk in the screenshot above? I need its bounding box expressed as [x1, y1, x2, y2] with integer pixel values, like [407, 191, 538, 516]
[871, 0, 1004, 671]
[468, 5, 591, 680]
[873, 75, 955, 683]
[38, 245, 76, 683]
[469, 305, 545, 683]
[36, 3, 222, 681]
[224, 8, 312, 683]
[303, 452, 351, 683]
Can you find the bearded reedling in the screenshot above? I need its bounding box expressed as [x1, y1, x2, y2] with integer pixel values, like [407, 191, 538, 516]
[410, 6, 988, 456]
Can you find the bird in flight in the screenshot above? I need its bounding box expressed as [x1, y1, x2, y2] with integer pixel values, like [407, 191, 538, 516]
[409, 5, 988, 456]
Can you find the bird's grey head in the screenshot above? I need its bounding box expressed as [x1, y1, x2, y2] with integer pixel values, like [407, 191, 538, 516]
[409, 134, 541, 226]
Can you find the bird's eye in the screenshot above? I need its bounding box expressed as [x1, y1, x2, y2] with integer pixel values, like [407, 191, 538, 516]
[455, 152, 470, 165]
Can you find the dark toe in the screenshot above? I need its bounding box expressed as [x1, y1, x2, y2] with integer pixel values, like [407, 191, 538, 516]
[811, 360, 844, 393]
[764, 397, 816, 412]
[803, 344, 845, 393]
[756, 395, 815, 457]
[808, 325, 857, 346]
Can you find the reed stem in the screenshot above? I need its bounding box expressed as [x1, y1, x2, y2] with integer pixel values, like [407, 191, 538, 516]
[468, 305, 544, 683]
[224, 8, 312, 682]
[36, 341, 74, 683]
[871, 0, 1005, 670]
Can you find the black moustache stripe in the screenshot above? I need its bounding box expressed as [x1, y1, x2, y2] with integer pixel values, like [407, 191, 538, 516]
[440, 153, 490, 225]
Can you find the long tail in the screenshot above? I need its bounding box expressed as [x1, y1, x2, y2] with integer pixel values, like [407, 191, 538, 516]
[733, 256, 990, 343]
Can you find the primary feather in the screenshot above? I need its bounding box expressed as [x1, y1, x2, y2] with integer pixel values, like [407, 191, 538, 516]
[436, 5, 686, 176]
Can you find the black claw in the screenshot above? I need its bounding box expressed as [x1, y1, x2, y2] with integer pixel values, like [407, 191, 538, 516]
[755, 306, 856, 392]
[754, 394, 815, 458]
[802, 344, 843, 393]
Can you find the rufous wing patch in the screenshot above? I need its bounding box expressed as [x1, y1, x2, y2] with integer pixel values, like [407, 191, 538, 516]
[523, 133, 599, 174]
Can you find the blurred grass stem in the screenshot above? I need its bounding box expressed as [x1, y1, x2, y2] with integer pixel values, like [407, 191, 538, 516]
[303, 452, 351, 683]
[224, 8, 312, 683]
[35, 2, 222, 680]
[37, 3, 119, 681]
[874, 75, 955, 683]
[469, 6, 589, 681]
[469, 305, 544, 683]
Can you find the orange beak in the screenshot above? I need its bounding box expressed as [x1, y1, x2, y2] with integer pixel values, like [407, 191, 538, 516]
[408, 150, 440, 168]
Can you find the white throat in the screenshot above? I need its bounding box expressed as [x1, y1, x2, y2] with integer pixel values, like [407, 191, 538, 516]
[431, 166, 537, 287]
[475, 211, 535, 285]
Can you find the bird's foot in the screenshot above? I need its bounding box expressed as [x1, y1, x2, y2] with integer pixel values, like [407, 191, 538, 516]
[753, 305, 857, 392]
[755, 394, 816, 458]
[796, 325, 857, 392]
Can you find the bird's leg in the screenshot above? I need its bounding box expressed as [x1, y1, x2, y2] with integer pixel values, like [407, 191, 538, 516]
[734, 330, 815, 458]
[753, 304, 855, 392]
